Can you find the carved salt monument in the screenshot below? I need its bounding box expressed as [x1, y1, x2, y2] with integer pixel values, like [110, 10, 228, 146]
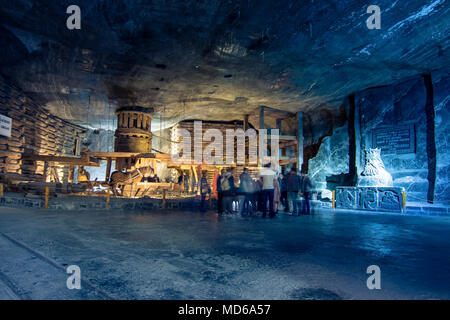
[358, 148, 393, 187]
[336, 149, 405, 212]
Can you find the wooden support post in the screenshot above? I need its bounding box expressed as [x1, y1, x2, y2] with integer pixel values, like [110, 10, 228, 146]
[276, 118, 282, 134]
[182, 171, 185, 191]
[193, 166, 199, 195]
[162, 189, 166, 209]
[276, 118, 283, 160]
[259, 106, 265, 131]
[43, 161, 49, 182]
[44, 186, 50, 209]
[296, 112, 304, 172]
[259, 107, 265, 167]
[105, 157, 112, 183]
[188, 167, 193, 193]
[0, 183, 3, 198]
[402, 190, 406, 213]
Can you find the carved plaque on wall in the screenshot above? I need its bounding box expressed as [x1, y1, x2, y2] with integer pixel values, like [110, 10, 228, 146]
[371, 124, 415, 154]
[336, 187, 405, 212]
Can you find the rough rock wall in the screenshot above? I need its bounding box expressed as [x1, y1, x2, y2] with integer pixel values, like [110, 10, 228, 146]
[307, 74, 449, 205]
[152, 128, 172, 154]
[0, 75, 86, 181]
[305, 104, 348, 193]
[434, 75, 450, 203]
[82, 129, 114, 153]
[357, 74, 449, 204]
[308, 123, 349, 192]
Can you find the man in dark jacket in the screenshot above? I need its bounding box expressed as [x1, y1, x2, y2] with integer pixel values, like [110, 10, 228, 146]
[300, 173, 312, 215]
[280, 173, 288, 212]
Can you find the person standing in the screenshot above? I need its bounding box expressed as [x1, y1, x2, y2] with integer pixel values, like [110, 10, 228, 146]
[273, 175, 281, 215]
[221, 168, 235, 214]
[199, 171, 209, 212]
[287, 167, 301, 215]
[217, 169, 226, 215]
[301, 173, 312, 215]
[239, 168, 252, 216]
[250, 178, 260, 215]
[258, 163, 276, 218]
[279, 173, 288, 212]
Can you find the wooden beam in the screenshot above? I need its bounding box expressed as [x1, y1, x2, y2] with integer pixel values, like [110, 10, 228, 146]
[24, 155, 100, 167]
[259, 106, 265, 130]
[154, 153, 171, 161]
[265, 135, 297, 141]
[276, 118, 282, 134]
[244, 114, 249, 131]
[188, 167, 193, 193]
[192, 165, 199, 194]
[85, 151, 155, 160]
[259, 106, 265, 167]
[105, 157, 112, 183]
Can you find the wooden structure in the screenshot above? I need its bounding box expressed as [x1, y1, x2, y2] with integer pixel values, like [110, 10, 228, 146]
[258, 106, 303, 170]
[0, 77, 86, 181]
[114, 106, 154, 171]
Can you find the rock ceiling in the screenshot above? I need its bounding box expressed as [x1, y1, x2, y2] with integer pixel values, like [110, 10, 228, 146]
[0, 0, 448, 129]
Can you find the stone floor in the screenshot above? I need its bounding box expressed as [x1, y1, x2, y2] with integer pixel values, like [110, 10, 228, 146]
[0, 206, 449, 300]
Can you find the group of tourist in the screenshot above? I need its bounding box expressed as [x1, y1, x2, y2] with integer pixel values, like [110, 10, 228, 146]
[200, 165, 313, 217]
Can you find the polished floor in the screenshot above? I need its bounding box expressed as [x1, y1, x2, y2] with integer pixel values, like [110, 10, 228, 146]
[0, 206, 449, 300]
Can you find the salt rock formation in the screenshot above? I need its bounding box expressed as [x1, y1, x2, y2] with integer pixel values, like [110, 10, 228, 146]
[358, 148, 393, 187]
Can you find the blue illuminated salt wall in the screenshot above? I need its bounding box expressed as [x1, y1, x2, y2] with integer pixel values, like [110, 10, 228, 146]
[309, 74, 449, 205]
[434, 76, 450, 203]
[358, 75, 449, 204]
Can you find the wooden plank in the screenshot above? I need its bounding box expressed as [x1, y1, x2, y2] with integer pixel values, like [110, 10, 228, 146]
[279, 158, 298, 166]
[23, 155, 100, 167]
[264, 135, 296, 141]
[85, 151, 155, 160]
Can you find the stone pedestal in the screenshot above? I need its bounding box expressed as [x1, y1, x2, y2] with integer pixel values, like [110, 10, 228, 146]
[336, 186, 404, 212]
